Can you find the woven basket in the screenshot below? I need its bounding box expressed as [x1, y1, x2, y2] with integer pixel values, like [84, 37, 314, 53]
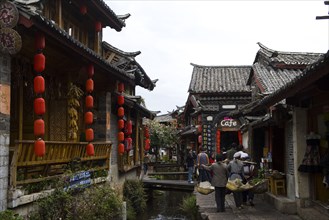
[197, 181, 215, 195]
[197, 186, 214, 195]
[250, 179, 268, 194]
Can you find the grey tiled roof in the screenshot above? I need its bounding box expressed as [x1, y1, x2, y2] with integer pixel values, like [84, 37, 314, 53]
[253, 63, 303, 93]
[188, 64, 252, 94]
[256, 42, 323, 67]
[251, 43, 324, 93]
[14, 0, 126, 31]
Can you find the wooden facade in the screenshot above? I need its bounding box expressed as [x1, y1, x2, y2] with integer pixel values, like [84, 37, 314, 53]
[0, 0, 156, 209]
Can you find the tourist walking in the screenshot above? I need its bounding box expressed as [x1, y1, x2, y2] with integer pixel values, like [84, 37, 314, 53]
[197, 147, 211, 182]
[227, 152, 245, 209]
[202, 154, 229, 212]
[186, 149, 196, 183]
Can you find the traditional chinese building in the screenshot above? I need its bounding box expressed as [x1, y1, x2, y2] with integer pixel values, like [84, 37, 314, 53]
[181, 63, 251, 155]
[0, 0, 156, 212]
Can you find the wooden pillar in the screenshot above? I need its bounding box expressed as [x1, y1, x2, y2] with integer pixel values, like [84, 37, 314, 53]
[55, 0, 62, 28]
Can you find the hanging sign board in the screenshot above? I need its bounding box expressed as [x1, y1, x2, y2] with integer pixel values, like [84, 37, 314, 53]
[218, 117, 240, 131]
[0, 84, 10, 115]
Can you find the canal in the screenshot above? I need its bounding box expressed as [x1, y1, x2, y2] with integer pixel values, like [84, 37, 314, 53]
[137, 190, 200, 220]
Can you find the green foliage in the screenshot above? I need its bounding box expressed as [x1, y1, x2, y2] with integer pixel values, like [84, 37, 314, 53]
[123, 179, 147, 218]
[0, 210, 23, 220]
[29, 183, 123, 220]
[179, 195, 198, 219]
[146, 120, 178, 150]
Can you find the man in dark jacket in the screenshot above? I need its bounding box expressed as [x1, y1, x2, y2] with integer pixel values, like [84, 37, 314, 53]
[186, 149, 196, 183]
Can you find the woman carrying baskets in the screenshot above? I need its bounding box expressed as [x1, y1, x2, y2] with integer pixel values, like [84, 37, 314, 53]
[202, 154, 229, 212]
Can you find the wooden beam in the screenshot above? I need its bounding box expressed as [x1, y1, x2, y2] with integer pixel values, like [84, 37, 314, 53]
[316, 15, 329, 20]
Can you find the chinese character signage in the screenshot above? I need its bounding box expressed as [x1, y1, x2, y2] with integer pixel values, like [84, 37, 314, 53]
[202, 123, 212, 151]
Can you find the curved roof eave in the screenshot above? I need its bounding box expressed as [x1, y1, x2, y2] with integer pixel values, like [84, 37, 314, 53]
[20, 11, 136, 84]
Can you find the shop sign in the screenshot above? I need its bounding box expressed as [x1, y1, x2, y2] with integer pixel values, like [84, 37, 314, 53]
[0, 1, 19, 28]
[0, 27, 21, 55]
[219, 117, 240, 129]
[64, 171, 92, 191]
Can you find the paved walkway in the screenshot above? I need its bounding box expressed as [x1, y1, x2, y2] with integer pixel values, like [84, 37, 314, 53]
[196, 191, 302, 220]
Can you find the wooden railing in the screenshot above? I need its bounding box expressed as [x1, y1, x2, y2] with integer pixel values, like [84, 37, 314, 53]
[10, 140, 112, 187]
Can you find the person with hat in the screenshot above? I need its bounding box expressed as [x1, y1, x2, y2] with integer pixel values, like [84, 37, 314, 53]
[202, 154, 229, 212]
[227, 152, 245, 209]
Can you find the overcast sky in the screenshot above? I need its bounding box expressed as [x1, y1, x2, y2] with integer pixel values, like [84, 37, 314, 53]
[103, 1, 329, 115]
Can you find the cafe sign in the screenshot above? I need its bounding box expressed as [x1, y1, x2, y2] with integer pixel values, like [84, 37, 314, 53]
[219, 117, 240, 130]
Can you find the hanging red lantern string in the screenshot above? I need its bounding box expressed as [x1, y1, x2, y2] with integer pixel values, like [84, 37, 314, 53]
[34, 118, 45, 137]
[80, 5, 87, 15]
[34, 139, 45, 157]
[118, 106, 124, 118]
[86, 143, 94, 156]
[95, 21, 102, 32]
[118, 119, 124, 130]
[85, 63, 95, 156]
[125, 120, 132, 135]
[33, 31, 46, 157]
[34, 75, 45, 94]
[238, 130, 242, 145]
[118, 143, 125, 155]
[117, 95, 124, 106]
[117, 81, 125, 156]
[34, 53, 46, 73]
[216, 130, 221, 154]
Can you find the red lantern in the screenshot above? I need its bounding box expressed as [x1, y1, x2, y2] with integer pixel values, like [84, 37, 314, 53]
[35, 32, 45, 50]
[144, 127, 149, 138]
[217, 130, 221, 154]
[118, 143, 125, 155]
[85, 95, 94, 109]
[198, 135, 202, 144]
[118, 119, 124, 130]
[34, 119, 45, 136]
[34, 139, 45, 157]
[86, 143, 94, 156]
[118, 107, 124, 118]
[125, 120, 132, 135]
[34, 98, 46, 115]
[125, 137, 132, 152]
[118, 82, 124, 93]
[80, 5, 87, 15]
[117, 95, 124, 106]
[85, 128, 94, 142]
[85, 112, 93, 125]
[34, 53, 45, 73]
[238, 130, 242, 145]
[95, 21, 102, 32]
[118, 131, 124, 142]
[145, 139, 150, 151]
[197, 125, 202, 134]
[34, 76, 45, 94]
[86, 79, 94, 93]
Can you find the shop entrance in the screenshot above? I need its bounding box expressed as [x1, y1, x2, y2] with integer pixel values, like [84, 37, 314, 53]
[220, 131, 239, 152]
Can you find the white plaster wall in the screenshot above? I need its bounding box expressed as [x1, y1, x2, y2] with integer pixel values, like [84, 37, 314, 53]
[293, 107, 310, 200]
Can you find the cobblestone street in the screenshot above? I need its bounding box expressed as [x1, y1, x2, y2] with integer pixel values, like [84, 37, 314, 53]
[196, 191, 324, 220]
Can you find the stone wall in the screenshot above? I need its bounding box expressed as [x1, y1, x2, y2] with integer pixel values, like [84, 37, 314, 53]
[0, 54, 11, 211]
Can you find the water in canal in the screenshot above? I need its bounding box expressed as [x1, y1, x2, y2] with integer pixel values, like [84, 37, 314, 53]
[138, 190, 198, 220]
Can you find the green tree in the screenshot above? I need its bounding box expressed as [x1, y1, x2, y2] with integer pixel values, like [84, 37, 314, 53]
[146, 120, 178, 162]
